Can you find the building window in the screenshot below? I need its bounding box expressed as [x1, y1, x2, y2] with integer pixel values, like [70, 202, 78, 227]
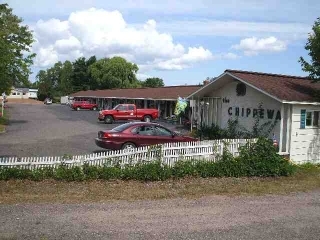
[306, 111, 320, 127]
[12, 92, 16, 95]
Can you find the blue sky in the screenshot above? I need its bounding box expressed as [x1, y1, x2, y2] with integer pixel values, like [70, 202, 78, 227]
[5, 0, 319, 85]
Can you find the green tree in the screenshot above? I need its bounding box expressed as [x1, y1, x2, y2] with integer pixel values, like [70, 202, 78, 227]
[299, 17, 320, 81]
[141, 77, 165, 88]
[72, 57, 88, 91]
[36, 70, 52, 100]
[0, 3, 36, 94]
[59, 60, 73, 95]
[71, 55, 96, 91]
[89, 56, 139, 89]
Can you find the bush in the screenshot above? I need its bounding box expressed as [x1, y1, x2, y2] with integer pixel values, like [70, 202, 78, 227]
[0, 139, 296, 181]
[236, 137, 296, 177]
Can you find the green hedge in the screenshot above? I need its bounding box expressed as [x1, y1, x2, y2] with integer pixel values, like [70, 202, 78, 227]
[0, 138, 296, 181]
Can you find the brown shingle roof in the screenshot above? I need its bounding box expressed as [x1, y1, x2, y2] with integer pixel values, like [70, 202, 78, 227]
[70, 85, 202, 100]
[225, 69, 320, 102]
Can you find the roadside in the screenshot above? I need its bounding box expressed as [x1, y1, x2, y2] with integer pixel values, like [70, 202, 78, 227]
[1, 165, 319, 204]
[6, 98, 43, 104]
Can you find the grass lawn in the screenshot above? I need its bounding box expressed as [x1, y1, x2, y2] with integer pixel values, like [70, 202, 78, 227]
[0, 164, 319, 204]
[0, 107, 9, 132]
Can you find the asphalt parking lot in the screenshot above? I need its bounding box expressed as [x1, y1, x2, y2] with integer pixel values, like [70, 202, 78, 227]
[0, 103, 180, 157]
[0, 103, 107, 157]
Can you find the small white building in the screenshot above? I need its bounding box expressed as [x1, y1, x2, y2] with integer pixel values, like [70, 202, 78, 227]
[28, 89, 38, 99]
[188, 69, 320, 163]
[7, 87, 38, 99]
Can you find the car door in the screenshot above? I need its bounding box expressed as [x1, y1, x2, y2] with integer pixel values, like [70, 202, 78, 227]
[135, 125, 159, 146]
[127, 105, 135, 119]
[154, 126, 177, 144]
[82, 101, 89, 109]
[115, 105, 128, 120]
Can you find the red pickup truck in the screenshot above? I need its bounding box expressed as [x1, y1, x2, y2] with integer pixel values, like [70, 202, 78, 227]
[98, 104, 159, 124]
[71, 101, 98, 111]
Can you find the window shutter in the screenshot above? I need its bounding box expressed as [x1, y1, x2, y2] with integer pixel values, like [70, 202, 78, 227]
[300, 109, 306, 129]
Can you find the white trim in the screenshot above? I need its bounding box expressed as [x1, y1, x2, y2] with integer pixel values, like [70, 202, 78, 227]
[283, 101, 320, 105]
[186, 71, 320, 105]
[187, 71, 284, 103]
[279, 104, 284, 153]
[226, 73, 283, 103]
[286, 105, 291, 154]
[187, 72, 229, 98]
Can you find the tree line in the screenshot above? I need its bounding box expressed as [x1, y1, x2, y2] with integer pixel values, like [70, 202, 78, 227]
[32, 56, 165, 100]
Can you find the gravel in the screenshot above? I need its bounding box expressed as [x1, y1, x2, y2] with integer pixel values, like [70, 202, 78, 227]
[0, 190, 319, 239]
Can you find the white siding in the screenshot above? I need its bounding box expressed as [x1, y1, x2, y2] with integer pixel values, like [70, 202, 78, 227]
[290, 105, 320, 163]
[208, 81, 282, 140]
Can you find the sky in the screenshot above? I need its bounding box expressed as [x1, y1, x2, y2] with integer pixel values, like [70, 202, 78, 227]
[4, 0, 320, 85]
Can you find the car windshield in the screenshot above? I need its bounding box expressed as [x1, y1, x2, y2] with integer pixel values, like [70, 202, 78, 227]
[112, 123, 134, 132]
[112, 104, 120, 110]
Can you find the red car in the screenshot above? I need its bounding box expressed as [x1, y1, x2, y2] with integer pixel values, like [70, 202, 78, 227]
[98, 104, 159, 124]
[72, 101, 98, 111]
[95, 122, 198, 150]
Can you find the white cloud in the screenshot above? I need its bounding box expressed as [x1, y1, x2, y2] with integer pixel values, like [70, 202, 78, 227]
[30, 8, 226, 71]
[154, 21, 311, 39]
[136, 73, 153, 80]
[231, 37, 287, 56]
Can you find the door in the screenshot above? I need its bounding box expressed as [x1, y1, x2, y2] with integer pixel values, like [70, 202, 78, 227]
[83, 101, 90, 109]
[135, 125, 159, 146]
[154, 126, 176, 144]
[127, 105, 136, 119]
[115, 105, 128, 120]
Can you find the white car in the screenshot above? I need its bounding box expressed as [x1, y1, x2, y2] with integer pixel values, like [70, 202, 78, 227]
[44, 98, 52, 105]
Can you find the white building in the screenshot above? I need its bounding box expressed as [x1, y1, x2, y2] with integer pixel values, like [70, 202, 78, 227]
[7, 87, 38, 99]
[188, 69, 320, 163]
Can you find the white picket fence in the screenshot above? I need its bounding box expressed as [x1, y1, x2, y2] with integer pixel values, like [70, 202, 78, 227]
[0, 139, 255, 169]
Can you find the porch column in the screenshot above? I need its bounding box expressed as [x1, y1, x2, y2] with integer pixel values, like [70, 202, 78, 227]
[169, 101, 173, 116]
[144, 100, 147, 108]
[286, 104, 292, 153]
[164, 101, 168, 118]
[279, 104, 285, 153]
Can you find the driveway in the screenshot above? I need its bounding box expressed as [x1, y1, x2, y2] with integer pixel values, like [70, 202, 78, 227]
[0, 103, 185, 157]
[0, 190, 320, 239]
[0, 103, 106, 157]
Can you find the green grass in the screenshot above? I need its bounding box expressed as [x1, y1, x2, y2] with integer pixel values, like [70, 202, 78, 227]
[0, 108, 9, 132]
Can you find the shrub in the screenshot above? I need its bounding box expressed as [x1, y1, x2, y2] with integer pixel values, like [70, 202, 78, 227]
[237, 137, 296, 177]
[99, 165, 122, 180]
[172, 160, 198, 178]
[0, 139, 296, 181]
[54, 164, 85, 181]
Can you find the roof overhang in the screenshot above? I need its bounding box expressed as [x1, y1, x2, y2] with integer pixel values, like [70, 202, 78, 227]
[283, 101, 320, 106]
[72, 96, 177, 101]
[187, 71, 284, 103]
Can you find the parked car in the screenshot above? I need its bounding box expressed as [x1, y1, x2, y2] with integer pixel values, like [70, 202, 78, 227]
[98, 104, 159, 124]
[95, 122, 198, 150]
[71, 101, 98, 111]
[44, 98, 52, 105]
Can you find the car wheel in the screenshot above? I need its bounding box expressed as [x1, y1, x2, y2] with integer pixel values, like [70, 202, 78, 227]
[92, 107, 97, 111]
[122, 142, 136, 151]
[76, 107, 81, 111]
[104, 115, 114, 124]
[144, 115, 151, 122]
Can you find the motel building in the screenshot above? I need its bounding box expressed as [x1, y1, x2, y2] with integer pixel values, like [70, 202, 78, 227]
[188, 69, 320, 163]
